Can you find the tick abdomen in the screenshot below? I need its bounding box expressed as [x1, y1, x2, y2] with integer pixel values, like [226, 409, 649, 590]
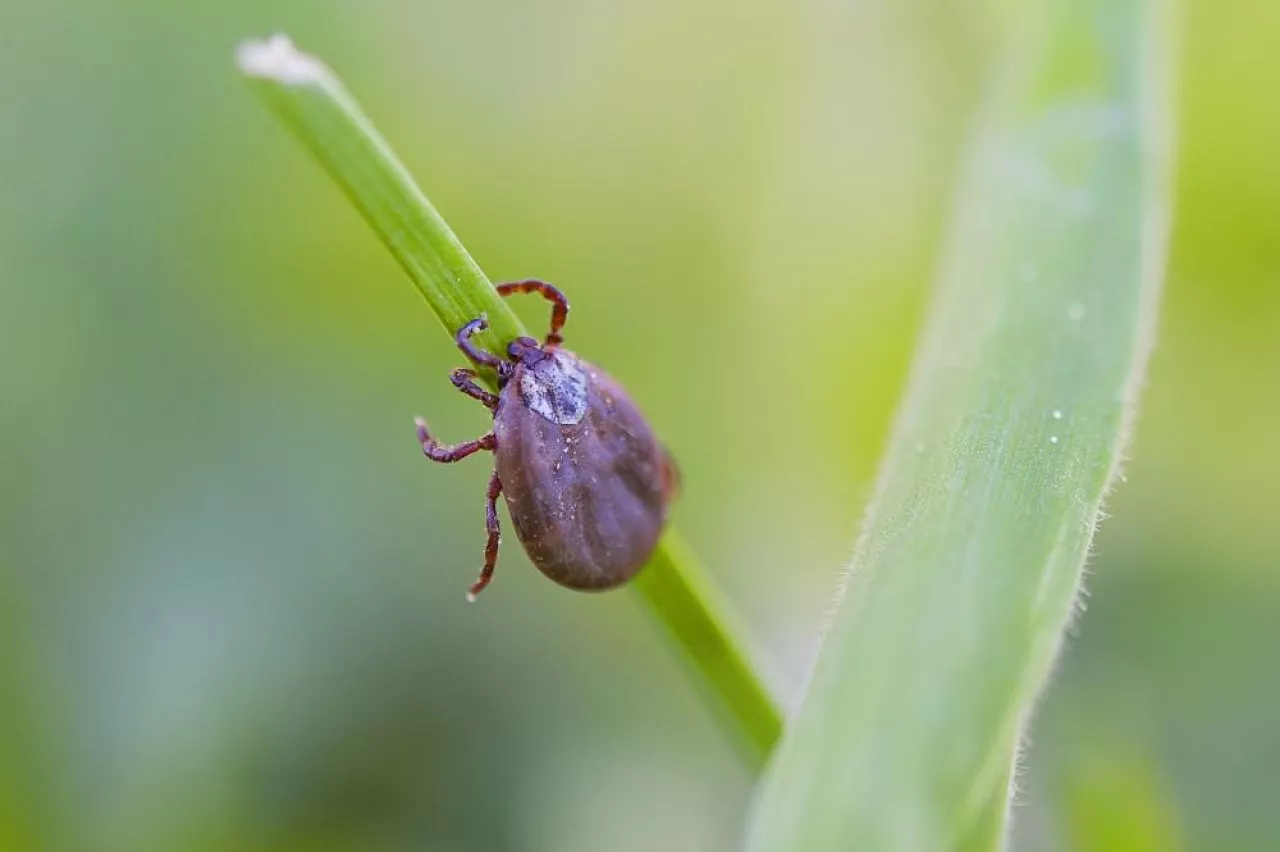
[494, 353, 669, 590]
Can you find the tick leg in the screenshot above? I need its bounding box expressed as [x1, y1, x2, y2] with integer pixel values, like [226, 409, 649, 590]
[495, 279, 570, 348]
[415, 417, 496, 463]
[467, 469, 503, 602]
[450, 368, 498, 410]
[456, 317, 505, 371]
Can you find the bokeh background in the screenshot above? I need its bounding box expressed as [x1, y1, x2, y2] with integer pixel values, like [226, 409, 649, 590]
[1, 1, 1275, 850]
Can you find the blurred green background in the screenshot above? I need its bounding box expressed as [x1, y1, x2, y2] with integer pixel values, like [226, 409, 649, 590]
[0, 1, 1275, 850]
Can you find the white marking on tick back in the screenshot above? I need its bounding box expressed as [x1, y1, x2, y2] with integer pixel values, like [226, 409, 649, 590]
[520, 350, 588, 425]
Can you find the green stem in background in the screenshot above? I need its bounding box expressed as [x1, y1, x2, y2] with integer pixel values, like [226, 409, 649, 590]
[236, 35, 782, 768]
[745, 0, 1172, 848]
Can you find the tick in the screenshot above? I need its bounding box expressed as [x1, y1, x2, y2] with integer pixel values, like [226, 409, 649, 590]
[415, 280, 679, 601]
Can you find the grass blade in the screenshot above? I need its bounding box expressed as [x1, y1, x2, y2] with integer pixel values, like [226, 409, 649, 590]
[236, 35, 782, 768]
[745, 0, 1173, 847]
[633, 531, 783, 760]
[235, 35, 525, 354]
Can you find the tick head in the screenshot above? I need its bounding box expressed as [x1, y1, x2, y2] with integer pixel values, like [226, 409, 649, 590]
[506, 336, 548, 367]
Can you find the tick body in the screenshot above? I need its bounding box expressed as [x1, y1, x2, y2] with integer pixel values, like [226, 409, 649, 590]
[415, 281, 677, 600]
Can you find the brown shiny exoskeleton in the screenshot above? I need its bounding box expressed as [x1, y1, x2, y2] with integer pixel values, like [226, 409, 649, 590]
[415, 280, 678, 600]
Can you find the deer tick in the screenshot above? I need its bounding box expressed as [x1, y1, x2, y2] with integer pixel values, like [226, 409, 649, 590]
[415, 280, 678, 600]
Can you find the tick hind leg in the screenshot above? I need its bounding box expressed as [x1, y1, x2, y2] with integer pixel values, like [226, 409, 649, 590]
[495, 280, 570, 348]
[466, 469, 503, 602]
[415, 417, 496, 463]
[413, 419, 503, 600]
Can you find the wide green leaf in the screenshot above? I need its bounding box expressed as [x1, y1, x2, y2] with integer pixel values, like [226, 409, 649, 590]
[745, 0, 1173, 848]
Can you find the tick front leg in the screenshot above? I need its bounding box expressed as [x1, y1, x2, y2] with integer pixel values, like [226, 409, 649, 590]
[495, 279, 570, 348]
[466, 469, 503, 602]
[450, 368, 498, 410]
[415, 417, 496, 463]
[455, 317, 505, 371]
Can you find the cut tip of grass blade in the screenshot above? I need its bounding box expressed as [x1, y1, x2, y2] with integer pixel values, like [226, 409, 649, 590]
[235, 34, 327, 87]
